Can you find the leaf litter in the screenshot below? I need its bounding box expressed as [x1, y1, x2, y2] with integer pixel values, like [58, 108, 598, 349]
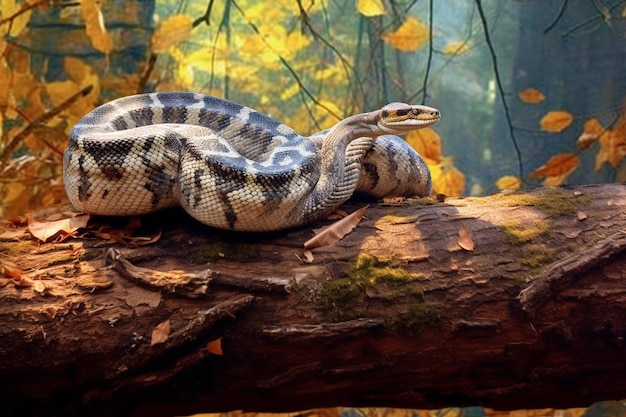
[302, 205, 368, 262]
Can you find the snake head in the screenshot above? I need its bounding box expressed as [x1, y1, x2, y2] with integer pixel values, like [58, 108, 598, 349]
[378, 102, 441, 133]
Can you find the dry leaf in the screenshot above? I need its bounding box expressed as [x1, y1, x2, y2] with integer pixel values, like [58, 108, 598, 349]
[1, 261, 22, 279]
[151, 319, 171, 346]
[151, 14, 193, 54]
[595, 116, 626, 170]
[14, 276, 33, 287]
[458, 223, 474, 251]
[381, 17, 429, 52]
[405, 128, 442, 163]
[519, 88, 545, 104]
[81, 0, 113, 54]
[28, 214, 90, 243]
[577, 118, 605, 150]
[429, 157, 465, 196]
[540, 110, 574, 133]
[529, 153, 579, 186]
[495, 175, 522, 191]
[302, 249, 315, 263]
[207, 337, 223, 355]
[304, 206, 368, 250]
[356, 0, 386, 16]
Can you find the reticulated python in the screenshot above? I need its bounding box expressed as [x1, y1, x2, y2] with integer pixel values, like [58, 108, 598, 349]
[63, 92, 440, 231]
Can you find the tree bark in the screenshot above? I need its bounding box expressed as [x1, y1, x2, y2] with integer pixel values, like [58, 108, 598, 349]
[1, 183, 626, 417]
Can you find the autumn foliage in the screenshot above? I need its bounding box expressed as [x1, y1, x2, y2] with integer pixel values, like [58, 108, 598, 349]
[0, 1, 624, 220]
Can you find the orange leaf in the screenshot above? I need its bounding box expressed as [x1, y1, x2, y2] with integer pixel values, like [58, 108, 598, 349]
[518, 88, 545, 104]
[529, 153, 579, 186]
[1, 261, 22, 279]
[356, 0, 386, 16]
[540, 110, 574, 133]
[405, 128, 442, 163]
[207, 338, 223, 355]
[595, 116, 626, 170]
[28, 214, 90, 243]
[151, 319, 171, 346]
[381, 17, 428, 52]
[458, 223, 474, 251]
[578, 118, 605, 150]
[304, 206, 368, 250]
[81, 0, 113, 54]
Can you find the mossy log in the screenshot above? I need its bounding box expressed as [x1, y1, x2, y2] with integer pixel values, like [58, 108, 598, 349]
[1, 183, 626, 417]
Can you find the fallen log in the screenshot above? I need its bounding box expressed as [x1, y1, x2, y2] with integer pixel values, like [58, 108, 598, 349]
[1, 183, 625, 417]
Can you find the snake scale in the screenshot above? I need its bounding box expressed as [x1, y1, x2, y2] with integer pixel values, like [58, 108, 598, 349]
[63, 92, 440, 231]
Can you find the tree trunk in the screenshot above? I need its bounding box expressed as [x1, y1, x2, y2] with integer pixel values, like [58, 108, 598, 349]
[1, 183, 626, 417]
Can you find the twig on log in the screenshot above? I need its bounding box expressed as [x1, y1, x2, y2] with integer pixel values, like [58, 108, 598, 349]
[262, 318, 385, 340]
[211, 273, 293, 293]
[115, 295, 256, 388]
[106, 248, 211, 297]
[518, 230, 626, 313]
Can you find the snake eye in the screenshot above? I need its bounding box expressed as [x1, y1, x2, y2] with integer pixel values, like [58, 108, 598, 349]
[411, 108, 420, 116]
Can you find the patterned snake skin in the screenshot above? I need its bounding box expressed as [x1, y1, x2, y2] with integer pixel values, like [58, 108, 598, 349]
[63, 92, 440, 231]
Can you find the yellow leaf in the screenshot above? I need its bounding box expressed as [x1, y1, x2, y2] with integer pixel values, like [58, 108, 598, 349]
[0, 0, 32, 36]
[519, 88, 545, 104]
[151, 14, 193, 54]
[45, 80, 78, 106]
[442, 41, 470, 55]
[595, 116, 626, 170]
[429, 157, 465, 196]
[357, 0, 386, 17]
[280, 83, 300, 101]
[406, 128, 442, 163]
[381, 17, 429, 52]
[529, 153, 579, 186]
[495, 175, 522, 191]
[0, 58, 10, 108]
[64, 57, 92, 84]
[540, 110, 574, 133]
[458, 223, 474, 251]
[207, 338, 223, 355]
[151, 319, 171, 346]
[81, 0, 113, 54]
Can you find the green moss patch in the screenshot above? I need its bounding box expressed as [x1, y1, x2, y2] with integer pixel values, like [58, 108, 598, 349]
[521, 245, 555, 267]
[497, 189, 592, 217]
[347, 254, 414, 285]
[194, 240, 259, 263]
[318, 254, 439, 333]
[501, 220, 549, 245]
[385, 300, 440, 336]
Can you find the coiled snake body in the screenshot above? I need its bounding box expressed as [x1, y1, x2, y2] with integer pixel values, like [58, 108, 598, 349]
[64, 92, 440, 231]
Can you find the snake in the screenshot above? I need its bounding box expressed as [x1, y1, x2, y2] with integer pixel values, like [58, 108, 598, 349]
[63, 92, 440, 231]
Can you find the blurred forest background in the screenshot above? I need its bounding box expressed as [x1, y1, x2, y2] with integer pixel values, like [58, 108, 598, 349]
[1, 0, 625, 219]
